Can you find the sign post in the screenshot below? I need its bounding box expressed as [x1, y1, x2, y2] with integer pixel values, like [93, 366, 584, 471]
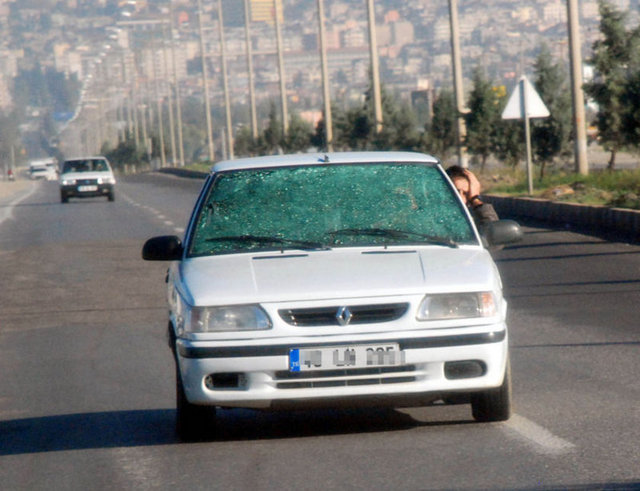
[502, 75, 550, 195]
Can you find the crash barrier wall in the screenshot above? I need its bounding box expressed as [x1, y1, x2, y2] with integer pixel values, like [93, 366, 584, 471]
[484, 195, 640, 243]
[158, 168, 208, 179]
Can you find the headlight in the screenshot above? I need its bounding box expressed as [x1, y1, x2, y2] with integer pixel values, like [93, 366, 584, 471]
[97, 176, 116, 185]
[62, 178, 76, 185]
[181, 304, 272, 333]
[417, 292, 497, 321]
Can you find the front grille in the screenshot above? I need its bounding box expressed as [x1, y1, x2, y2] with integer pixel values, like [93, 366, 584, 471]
[274, 365, 417, 389]
[279, 303, 409, 327]
[77, 178, 98, 185]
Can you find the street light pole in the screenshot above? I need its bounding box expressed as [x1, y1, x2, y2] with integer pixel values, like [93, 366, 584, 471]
[448, 0, 468, 168]
[218, 0, 234, 160]
[274, 0, 288, 135]
[197, 0, 215, 162]
[317, 0, 333, 151]
[567, 0, 589, 175]
[366, 0, 383, 133]
[162, 21, 177, 166]
[169, 0, 185, 166]
[244, 0, 258, 139]
[150, 29, 167, 168]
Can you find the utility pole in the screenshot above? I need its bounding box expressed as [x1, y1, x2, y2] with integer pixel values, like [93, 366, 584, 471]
[448, 0, 468, 167]
[567, 0, 589, 175]
[197, 0, 215, 161]
[244, 0, 258, 139]
[274, 0, 288, 135]
[317, 0, 333, 151]
[218, 0, 234, 160]
[366, 0, 383, 133]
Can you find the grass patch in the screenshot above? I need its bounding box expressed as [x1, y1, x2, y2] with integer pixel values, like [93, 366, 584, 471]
[184, 162, 212, 173]
[483, 167, 640, 210]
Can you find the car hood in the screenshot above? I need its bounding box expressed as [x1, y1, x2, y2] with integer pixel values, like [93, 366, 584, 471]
[178, 247, 500, 306]
[60, 171, 113, 181]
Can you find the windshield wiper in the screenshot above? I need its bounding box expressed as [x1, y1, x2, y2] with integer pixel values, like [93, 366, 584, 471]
[327, 228, 458, 248]
[205, 235, 329, 251]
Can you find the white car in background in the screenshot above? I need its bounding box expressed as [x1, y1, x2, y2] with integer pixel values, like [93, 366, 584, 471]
[143, 151, 522, 441]
[29, 159, 58, 181]
[59, 156, 116, 203]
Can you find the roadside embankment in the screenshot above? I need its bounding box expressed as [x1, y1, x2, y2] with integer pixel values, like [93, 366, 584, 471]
[0, 179, 39, 227]
[485, 194, 640, 243]
[0, 179, 35, 203]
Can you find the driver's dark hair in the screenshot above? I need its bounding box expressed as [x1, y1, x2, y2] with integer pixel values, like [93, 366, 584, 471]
[445, 165, 468, 182]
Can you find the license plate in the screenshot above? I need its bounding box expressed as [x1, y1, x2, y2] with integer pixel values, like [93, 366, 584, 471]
[289, 343, 403, 372]
[78, 185, 98, 192]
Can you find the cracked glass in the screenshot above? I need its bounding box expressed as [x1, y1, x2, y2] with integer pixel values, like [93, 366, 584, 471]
[188, 162, 476, 256]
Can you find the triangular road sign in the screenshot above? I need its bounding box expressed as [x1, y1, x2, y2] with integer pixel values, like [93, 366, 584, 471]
[502, 75, 550, 120]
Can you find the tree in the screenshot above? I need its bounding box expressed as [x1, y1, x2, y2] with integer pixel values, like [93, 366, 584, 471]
[104, 137, 146, 171]
[282, 113, 313, 153]
[234, 126, 255, 157]
[531, 44, 573, 178]
[0, 111, 21, 167]
[373, 99, 420, 151]
[333, 105, 371, 151]
[584, 0, 636, 170]
[492, 92, 524, 168]
[622, 56, 640, 147]
[261, 102, 283, 154]
[423, 89, 457, 160]
[465, 67, 501, 171]
[311, 116, 327, 151]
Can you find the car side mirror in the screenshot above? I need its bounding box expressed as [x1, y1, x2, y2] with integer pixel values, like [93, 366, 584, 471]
[142, 235, 183, 261]
[483, 220, 523, 247]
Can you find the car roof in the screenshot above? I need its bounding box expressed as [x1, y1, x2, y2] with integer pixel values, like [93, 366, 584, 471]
[64, 156, 108, 162]
[210, 151, 440, 173]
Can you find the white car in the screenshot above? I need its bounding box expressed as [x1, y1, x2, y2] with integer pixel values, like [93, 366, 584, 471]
[143, 152, 522, 440]
[29, 159, 58, 181]
[59, 157, 116, 203]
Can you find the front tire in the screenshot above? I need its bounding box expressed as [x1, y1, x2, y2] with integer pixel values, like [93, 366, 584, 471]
[471, 357, 512, 422]
[61, 192, 68, 203]
[175, 364, 217, 442]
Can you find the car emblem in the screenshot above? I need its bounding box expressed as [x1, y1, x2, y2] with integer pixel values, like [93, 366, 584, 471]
[336, 306, 353, 326]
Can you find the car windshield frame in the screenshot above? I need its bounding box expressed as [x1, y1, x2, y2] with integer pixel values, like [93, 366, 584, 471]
[62, 159, 110, 173]
[185, 161, 478, 257]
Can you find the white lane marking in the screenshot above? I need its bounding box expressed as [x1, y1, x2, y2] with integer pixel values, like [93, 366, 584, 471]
[110, 447, 162, 488]
[0, 182, 39, 226]
[0, 397, 25, 419]
[503, 414, 576, 455]
[119, 190, 182, 233]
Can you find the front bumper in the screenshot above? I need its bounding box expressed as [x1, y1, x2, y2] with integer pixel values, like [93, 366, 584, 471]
[176, 326, 509, 409]
[60, 183, 113, 198]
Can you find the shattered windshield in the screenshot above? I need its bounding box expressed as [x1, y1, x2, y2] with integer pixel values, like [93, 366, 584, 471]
[62, 159, 109, 173]
[188, 162, 476, 256]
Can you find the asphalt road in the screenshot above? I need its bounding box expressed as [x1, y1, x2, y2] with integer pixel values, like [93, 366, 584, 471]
[0, 174, 638, 490]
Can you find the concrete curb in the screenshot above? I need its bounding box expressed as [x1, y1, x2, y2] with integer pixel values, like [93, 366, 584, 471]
[484, 194, 640, 243]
